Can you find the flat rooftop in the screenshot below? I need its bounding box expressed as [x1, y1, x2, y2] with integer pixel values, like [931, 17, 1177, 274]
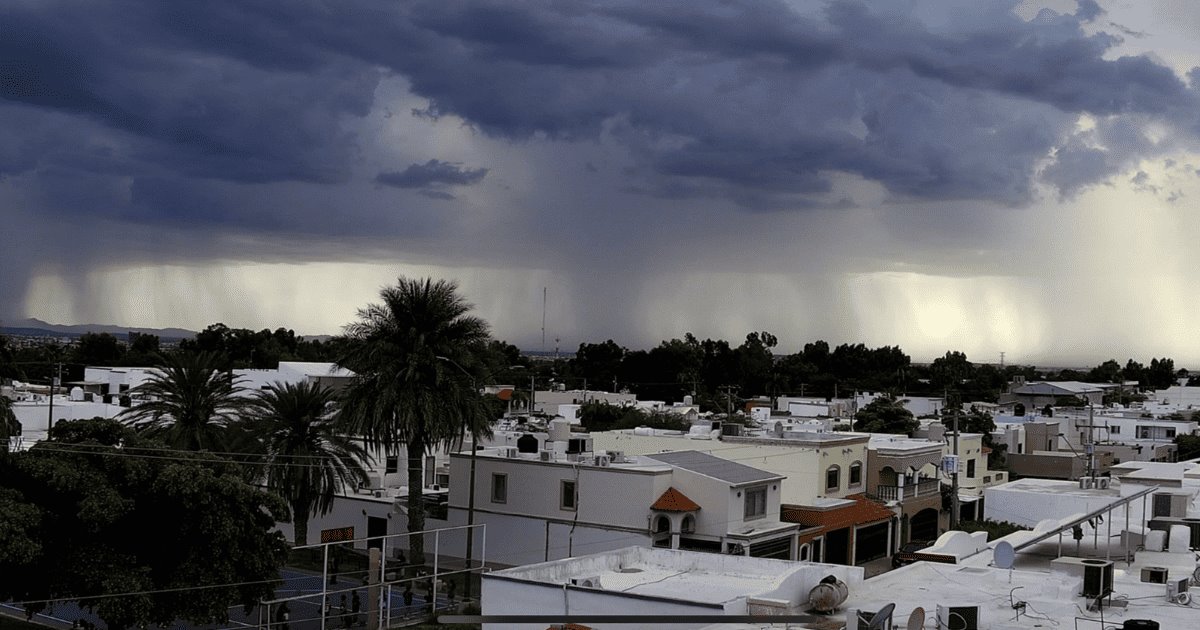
[486, 546, 860, 607]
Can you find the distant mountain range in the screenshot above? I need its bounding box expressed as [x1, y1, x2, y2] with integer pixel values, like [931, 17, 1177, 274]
[0, 318, 198, 341]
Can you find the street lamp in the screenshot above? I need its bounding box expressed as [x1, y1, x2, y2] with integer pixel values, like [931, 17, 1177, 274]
[435, 357, 523, 602]
[435, 356, 481, 601]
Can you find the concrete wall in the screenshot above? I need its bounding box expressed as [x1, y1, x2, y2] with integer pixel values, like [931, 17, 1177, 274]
[13, 399, 127, 431]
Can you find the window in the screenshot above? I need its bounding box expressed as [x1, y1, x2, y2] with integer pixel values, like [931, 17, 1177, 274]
[1167, 428, 1176, 438]
[826, 465, 841, 491]
[744, 486, 767, 520]
[966, 459, 976, 479]
[1109, 425, 1120, 435]
[1139, 427, 1151, 439]
[385, 455, 399, 475]
[491, 473, 507, 504]
[849, 462, 863, 487]
[560, 480, 577, 511]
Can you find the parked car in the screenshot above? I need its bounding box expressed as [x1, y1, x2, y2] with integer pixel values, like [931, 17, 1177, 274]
[892, 540, 933, 568]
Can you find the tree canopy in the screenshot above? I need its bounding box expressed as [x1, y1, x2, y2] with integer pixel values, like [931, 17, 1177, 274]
[853, 394, 918, 435]
[0, 418, 288, 630]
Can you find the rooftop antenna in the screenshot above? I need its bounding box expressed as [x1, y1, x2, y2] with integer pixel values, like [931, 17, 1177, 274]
[867, 603, 895, 630]
[1000, 351, 1005, 368]
[541, 287, 546, 354]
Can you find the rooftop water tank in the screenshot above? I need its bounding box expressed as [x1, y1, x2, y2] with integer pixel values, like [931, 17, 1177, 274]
[516, 433, 539, 453]
[808, 576, 849, 613]
[549, 417, 571, 442]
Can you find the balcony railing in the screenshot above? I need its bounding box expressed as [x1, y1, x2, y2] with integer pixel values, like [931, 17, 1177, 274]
[870, 478, 941, 502]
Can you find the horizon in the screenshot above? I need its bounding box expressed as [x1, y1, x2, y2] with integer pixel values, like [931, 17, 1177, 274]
[4, 315, 1190, 372]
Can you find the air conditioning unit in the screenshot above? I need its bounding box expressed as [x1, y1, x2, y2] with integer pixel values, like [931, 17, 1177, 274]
[1079, 477, 1094, 490]
[1082, 559, 1114, 599]
[1141, 567, 1169, 584]
[504, 447, 520, 459]
[1096, 477, 1111, 490]
[1167, 577, 1191, 604]
[539, 451, 554, 462]
[608, 450, 625, 463]
[569, 576, 600, 588]
[594, 455, 610, 467]
[935, 605, 979, 630]
[373, 490, 384, 498]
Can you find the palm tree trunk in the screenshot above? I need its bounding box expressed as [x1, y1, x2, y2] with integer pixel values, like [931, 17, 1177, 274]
[293, 497, 310, 547]
[407, 439, 426, 569]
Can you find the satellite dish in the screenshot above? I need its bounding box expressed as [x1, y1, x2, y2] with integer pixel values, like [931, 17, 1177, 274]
[868, 603, 896, 630]
[906, 606, 925, 630]
[994, 541, 1016, 570]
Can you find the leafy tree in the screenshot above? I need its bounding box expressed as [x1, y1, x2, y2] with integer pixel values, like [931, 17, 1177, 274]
[1087, 359, 1123, 383]
[1147, 357, 1176, 390]
[335, 278, 492, 566]
[118, 352, 250, 451]
[1175, 434, 1200, 461]
[0, 418, 287, 630]
[571, 340, 626, 387]
[930, 351, 974, 391]
[0, 395, 19, 453]
[1053, 395, 1088, 408]
[1123, 359, 1146, 385]
[72, 332, 125, 366]
[853, 394, 918, 435]
[244, 381, 370, 546]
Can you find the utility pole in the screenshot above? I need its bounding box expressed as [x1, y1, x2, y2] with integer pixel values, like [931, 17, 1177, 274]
[950, 406, 960, 530]
[47, 362, 62, 436]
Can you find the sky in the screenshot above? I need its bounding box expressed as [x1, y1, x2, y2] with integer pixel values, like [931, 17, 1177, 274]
[4, 0, 1200, 366]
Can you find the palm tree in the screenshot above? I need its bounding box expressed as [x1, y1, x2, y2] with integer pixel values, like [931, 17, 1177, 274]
[336, 277, 492, 567]
[244, 381, 371, 546]
[119, 352, 249, 451]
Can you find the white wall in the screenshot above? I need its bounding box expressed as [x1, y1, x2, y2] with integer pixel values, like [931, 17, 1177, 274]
[13, 399, 127, 431]
[482, 576, 726, 630]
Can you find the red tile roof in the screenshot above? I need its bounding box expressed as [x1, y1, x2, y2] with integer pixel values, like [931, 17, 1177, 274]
[651, 487, 701, 512]
[781, 493, 893, 540]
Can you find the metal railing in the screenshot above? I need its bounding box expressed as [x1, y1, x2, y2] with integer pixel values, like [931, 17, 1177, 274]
[870, 478, 940, 502]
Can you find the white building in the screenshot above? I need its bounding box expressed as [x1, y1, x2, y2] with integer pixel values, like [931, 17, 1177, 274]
[232, 361, 355, 394]
[424, 437, 801, 567]
[482, 546, 864, 630]
[855, 392, 944, 417]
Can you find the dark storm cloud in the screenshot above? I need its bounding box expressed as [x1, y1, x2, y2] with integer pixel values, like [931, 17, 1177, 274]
[4, 0, 1200, 324]
[375, 160, 489, 189]
[4, 0, 1195, 208]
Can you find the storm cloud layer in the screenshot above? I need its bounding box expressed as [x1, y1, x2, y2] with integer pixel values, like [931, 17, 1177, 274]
[4, 0, 1200, 363]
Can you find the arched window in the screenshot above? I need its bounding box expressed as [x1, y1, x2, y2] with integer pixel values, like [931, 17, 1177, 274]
[849, 461, 863, 487]
[681, 514, 696, 534]
[826, 465, 841, 491]
[653, 515, 670, 534]
[799, 544, 810, 561]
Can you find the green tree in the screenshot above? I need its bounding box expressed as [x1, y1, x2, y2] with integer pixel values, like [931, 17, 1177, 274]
[0, 395, 20, 453]
[0, 418, 287, 630]
[335, 278, 492, 566]
[118, 352, 250, 451]
[1175, 434, 1200, 461]
[72, 332, 125, 366]
[244, 381, 371, 546]
[853, 394, 918, 435]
